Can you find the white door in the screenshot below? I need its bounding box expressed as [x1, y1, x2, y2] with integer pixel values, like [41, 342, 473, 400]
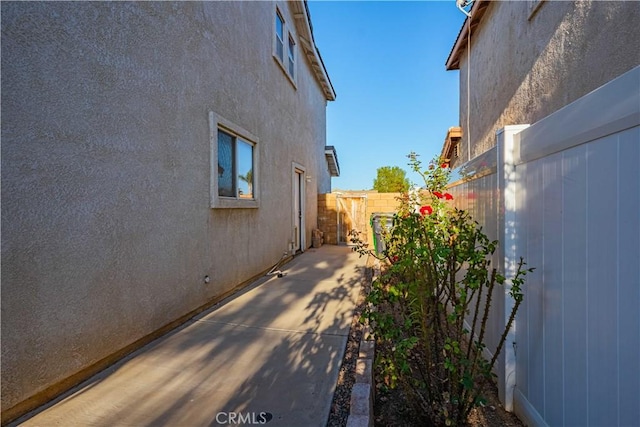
[293, 166, 305, 252]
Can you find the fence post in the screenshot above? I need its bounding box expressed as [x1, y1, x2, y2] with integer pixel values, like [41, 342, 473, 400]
[496, 124, 529, 411]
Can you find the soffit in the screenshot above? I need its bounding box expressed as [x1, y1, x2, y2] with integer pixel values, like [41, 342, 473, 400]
[290, 0, 336, 101]
[440, 126, 463, 161]
[445, 0, 492, 70]
[325, 145, 340, 177]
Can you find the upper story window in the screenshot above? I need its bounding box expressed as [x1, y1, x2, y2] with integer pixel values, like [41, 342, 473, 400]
[275, 11, 285, 62]
[209, 112, 259, 209]
[274, 7, 296, 84]
[288, 35, 296, 77]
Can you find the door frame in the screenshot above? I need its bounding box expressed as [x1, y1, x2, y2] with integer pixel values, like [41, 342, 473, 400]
[291, 162, 306, 253]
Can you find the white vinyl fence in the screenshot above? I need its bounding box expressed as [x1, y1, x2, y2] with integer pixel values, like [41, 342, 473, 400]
[447, 66, 639, 427]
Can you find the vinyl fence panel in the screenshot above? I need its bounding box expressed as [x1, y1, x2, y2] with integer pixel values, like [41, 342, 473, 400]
[447, 66, 639, 427]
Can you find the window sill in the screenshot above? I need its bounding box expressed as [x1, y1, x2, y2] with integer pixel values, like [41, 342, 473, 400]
[211, 197, 259, 209]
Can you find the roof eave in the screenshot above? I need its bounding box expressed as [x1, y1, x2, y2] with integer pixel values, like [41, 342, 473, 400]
[291, 0, 336, 101]
[440, 127, 463, 161]
[445, 0, 492, 71]
[325, 146, 340, 177]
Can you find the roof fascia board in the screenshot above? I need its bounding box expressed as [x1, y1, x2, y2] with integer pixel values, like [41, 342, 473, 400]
[440, 126, 463, 160]
[290, 0, 336, 101]
[445, 0, 491, 70]
[325, 146, 340, 176]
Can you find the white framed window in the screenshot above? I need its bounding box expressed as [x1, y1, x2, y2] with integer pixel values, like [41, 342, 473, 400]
[275, 10, 285, 62]
[287, 34, 296, 78]
[209, 112, 259, 209]
[273, 6, 296, 84]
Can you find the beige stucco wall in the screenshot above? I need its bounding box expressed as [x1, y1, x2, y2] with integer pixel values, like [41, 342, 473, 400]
[1, 1, 331, 420]
[456, 0, 640, 164]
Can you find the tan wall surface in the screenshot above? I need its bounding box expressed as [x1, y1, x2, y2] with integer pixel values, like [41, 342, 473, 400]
[1, 1, 331, 420]
[455, 1, 640, 165]
[318, 192, 401, 248]
[318, 193, 339, 244]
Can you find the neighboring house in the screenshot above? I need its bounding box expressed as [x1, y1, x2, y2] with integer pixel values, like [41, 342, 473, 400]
[442, 1, 639, 426]
[444, 0, 639, 168]
[1, 1, 337, 423]
[440, 126, 462, 168]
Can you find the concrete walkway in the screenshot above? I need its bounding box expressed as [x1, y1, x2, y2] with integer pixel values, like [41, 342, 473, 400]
[15, 245, 366, 427]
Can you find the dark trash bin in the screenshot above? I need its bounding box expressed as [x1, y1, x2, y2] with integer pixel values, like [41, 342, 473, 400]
[370, 212, 395, 254]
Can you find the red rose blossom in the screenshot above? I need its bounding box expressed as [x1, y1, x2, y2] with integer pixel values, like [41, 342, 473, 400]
[420, 205, 433, 216]
[441, 163, 448, 168]
[444, 193, 454, 200]
[433, 191, 443, 199]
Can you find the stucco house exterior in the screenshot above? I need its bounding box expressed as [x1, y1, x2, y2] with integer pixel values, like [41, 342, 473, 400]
[1, 1, 337, 423]
[442, 1, 639, 426]
[443, 0, 639, 168]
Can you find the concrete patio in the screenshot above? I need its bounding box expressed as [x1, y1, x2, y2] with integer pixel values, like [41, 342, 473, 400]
[13, 245, 366, 427]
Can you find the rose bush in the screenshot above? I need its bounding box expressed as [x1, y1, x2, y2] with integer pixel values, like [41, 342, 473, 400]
[351, 153, 533, 426]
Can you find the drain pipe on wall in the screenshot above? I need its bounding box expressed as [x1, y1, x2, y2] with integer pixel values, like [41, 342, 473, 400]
[456, 0, 474, 162]
[466, 11, 472, 162]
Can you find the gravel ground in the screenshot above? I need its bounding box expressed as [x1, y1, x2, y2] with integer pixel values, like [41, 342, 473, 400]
[326, 267, 370, 427]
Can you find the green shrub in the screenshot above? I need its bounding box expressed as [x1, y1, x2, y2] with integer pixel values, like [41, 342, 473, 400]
[351, 153, 533, 426]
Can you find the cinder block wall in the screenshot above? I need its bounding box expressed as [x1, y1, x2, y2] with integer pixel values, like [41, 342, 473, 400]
[317, 193, 338, 244]
[317, 192, 401, 246]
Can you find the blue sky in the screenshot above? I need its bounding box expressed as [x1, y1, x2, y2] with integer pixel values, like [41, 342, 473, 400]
[307, 1, 466, 190]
